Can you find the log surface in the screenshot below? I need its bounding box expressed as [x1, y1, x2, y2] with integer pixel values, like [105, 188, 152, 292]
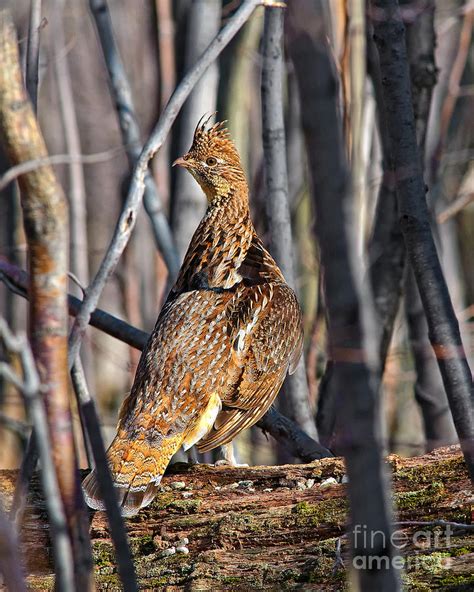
[1, 446, 473, 590]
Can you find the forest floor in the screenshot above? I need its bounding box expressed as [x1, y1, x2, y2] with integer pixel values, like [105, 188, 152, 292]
[0, 445, 473, 590]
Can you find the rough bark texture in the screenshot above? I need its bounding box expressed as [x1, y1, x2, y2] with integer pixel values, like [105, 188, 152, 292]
[1, 447, 473, 590]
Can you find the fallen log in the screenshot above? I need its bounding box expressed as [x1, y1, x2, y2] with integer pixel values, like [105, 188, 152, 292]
[0, 446, 473, 590]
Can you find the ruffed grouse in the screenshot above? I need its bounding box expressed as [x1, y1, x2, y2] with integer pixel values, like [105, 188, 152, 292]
[83, 116, 303, 516]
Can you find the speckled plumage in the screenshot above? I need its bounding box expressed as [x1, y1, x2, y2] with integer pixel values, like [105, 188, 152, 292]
[82, 116, 303, 516]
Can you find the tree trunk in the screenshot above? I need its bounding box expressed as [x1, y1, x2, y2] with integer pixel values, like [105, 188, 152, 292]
[2, 446, 473, 590]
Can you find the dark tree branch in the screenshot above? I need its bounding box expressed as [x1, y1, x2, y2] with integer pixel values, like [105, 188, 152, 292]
[0, 259, 333, 463]
[261, 5, 316, 440]
[67, 0, 263, 370]
[367, 24, 406, 373]
[371, 0, 474, 480]
[286, 4, 399, 589]
[256, 406, 332, 462]
[89, 0, 180, 278]
[71, 360, 138, 592]
[402, 0, 457, 451]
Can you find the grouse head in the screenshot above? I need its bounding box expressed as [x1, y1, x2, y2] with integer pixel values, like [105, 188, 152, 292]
[173, 114, 246, 203]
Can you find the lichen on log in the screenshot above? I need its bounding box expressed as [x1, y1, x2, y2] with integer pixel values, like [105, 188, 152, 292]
[0, 446, 473, 590]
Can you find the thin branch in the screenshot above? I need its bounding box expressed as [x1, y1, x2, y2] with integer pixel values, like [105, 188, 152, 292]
[89, 0, 180, 278]
[1, 259, 332, 463]
[0, 146, 125, 192]
[71, 360, 138, 592]
[68, 0, 264, 369]
[0, 258, 148, 349]
[25, 0, 41, 111]
[394, 520, 474, 532]
[0, 499, 27, 592]
[437, 163, 474, 223]
[371, 0, 474, 480]
[0, 319, 75, 592]
[0, 411, 29, 442]
[261, 5, 317, 440]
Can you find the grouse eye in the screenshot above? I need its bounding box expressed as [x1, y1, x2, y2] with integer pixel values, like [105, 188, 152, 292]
[206, 157, 218, 167]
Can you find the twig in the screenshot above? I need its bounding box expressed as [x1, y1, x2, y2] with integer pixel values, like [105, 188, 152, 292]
[0, 147, 125, 191]
[0, 411, 29, 442]
[394, 520, 474, 532]
[71, 360, 138, 592]
[68, 0, 263, 369]
[89, 0, 180, 278]
[0, 258, 148, 350]
[25, 0, 41, 111]
[0, 499, 27, 592]
[371, 0, 474, 480]
[437, 163, 474, 223]
[433, 8, 473, 180]
[261, 6, 317, 440]
[438, 192, 474, 223]
[0, 320, 75, 592]
[1, 260, 331, 463]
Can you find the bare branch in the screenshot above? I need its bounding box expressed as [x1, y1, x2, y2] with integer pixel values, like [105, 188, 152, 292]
[0, 146, 125, 192]
[261, 6, 317, 440]
[71, 360, 138, 592]
[89, 0, 180, 278]
[68, 0, 263, 369]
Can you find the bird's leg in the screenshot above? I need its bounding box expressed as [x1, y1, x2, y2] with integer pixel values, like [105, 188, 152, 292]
[214, 442, 249, 467]
[186, 446, 199, 465]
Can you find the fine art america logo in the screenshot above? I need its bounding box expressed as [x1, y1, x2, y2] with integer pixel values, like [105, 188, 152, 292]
[352, 523, 455, 570]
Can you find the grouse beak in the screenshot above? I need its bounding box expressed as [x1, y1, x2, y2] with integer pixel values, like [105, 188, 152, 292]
[172, 156, 190, 169]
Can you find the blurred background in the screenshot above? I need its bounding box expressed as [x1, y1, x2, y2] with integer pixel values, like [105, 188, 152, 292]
[0, 0, 472, 470]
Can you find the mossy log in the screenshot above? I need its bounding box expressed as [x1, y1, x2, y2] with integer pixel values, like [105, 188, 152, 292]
[0, 446, 473, 590]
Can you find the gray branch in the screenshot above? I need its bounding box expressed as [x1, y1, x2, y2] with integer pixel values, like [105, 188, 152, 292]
[89, 0, 180, 278]
[261, 6, 317, 440]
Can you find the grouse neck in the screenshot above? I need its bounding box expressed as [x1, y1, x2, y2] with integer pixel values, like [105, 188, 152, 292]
[175, 185, 255, 293]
